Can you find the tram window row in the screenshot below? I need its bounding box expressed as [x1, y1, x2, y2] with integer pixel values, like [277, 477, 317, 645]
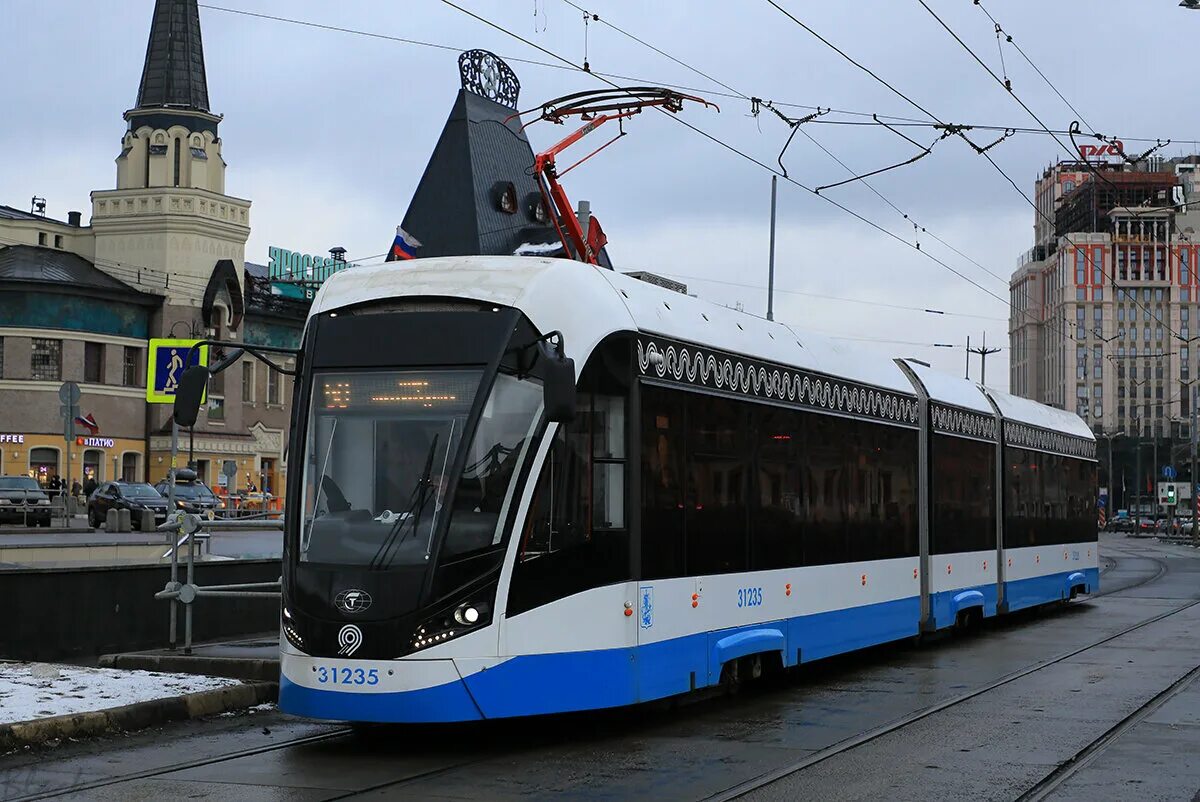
[507, 353, 1096, 616]
[640, 384, 919, 579]
[1004, 446, 1096, 547]
[930, 434, 996, 555]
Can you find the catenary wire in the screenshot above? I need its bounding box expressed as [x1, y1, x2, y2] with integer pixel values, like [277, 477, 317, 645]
[764, 0, 1175, 348]
[438, 0, 1045, 344]
[555, 0, 1011, 289]
[973, 0, 1096, 134]
[914, 0, 1186, 341]
[193, 4, 1192, 146]
[659, 271, 1008, 320]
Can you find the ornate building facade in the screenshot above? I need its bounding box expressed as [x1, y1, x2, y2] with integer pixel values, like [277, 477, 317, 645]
[0, 0, 306, 497]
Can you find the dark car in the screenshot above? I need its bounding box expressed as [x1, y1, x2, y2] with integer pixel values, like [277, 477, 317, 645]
[0, 476, 52, 527]
[154, 469, 225, 518]
[88, 481, 169, 530]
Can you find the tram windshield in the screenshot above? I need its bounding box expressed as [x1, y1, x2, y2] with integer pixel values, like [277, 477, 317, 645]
[299, 369, 544, 568]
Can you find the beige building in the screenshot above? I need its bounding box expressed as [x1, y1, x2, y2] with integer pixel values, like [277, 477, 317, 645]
[0, 0, 306, 500]
[1009, 156, 1200, 507]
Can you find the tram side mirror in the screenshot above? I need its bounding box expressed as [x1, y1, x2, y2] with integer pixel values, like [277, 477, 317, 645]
[539, 339, 576, 423]
[172, 366, 212, 428]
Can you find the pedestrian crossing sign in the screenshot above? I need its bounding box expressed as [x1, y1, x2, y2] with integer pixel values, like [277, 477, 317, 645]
[146, 339, 209, 404]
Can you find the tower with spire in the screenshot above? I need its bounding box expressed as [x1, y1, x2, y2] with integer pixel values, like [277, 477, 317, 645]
[91, 0, 250, 311]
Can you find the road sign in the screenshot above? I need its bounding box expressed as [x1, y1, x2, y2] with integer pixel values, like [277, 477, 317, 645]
[146, 339, 209, 404]
[222, 460, 237, 478]
[1163, 465, 1178, 480]
[58, 381, 80, 405]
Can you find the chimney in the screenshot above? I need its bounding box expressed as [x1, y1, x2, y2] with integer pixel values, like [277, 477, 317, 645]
[67, 211, 82, 227]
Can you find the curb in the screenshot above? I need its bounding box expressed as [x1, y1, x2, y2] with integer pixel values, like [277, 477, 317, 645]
[99, 653, 280, 682]
[0, 681, 278, 751]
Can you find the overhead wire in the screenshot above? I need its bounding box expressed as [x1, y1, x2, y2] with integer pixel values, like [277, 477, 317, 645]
[193, 4, 1192, 146]
[438, 0, 1037, 346]
[551, 0, 1014, 289]
[913, 0, 1186, 342]
[761, 0, 1082, 347]
[657, 270, 1009, 320]
[764, 0, 1183, 352]
[972, 0, 1096, 134]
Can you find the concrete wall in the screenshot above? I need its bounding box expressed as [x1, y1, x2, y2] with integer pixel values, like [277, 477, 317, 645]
[0, 559, 281, 661]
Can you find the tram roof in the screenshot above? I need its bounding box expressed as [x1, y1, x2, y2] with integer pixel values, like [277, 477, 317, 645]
[311, 256, 1090, 439]
[312, 256, 917, 394]
[901, 360, 994, 414]
[983, 386, 1095, 440]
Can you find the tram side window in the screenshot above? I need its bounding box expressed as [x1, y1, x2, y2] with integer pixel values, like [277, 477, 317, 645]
[507, 339, 632, 617]
[844, 420, 918, 561]
[1005, 448, 1096, 547]
[803, 413, 849, 565]
[931, 435, 996, 555]
[641, 385, 686, 579]
[752, 406, 804, 569]
[685, 392, 748, 575]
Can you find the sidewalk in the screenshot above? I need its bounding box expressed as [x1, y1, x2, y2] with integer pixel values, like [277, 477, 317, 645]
[100, 634, 281, 682]
[0, 514, 93, 535]
[0, 661, 275, 750]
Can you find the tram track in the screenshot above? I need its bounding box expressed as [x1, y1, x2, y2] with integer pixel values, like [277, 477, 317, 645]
[13, 540, 1180, 801]
[708, 553, 1193, 801]
[8, 728, 353, 801]
[1016, 660, 1200, 801]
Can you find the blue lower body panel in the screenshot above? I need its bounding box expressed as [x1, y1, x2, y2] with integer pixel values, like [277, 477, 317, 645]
[279, 596, 922, 723]
[929, 583, 1000, 629]
[279, 672, 484, 723]
[1004, 566, 1100, 613]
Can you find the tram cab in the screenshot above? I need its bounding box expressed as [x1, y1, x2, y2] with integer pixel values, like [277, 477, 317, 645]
[276, 255, 1098, 723]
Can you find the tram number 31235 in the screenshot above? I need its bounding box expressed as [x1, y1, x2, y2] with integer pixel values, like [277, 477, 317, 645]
[316, 666, 380, 686]
[737, 587, 763, 608]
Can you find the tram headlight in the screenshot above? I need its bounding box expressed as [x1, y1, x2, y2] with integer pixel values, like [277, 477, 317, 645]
[411, 599, 493, 652]
[454, 603, 487, 626]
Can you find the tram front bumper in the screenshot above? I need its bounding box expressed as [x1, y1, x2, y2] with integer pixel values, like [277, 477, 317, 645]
[278, 651, 484, 723]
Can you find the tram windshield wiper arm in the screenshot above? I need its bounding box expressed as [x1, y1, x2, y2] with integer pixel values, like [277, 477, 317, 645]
[369, 434, 440, 571]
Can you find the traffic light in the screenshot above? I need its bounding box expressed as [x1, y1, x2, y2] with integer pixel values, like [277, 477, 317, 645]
[1168, 484, 1178, 505]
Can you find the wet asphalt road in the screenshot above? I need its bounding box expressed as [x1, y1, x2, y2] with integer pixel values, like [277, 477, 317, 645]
[4, 533, 1200, 801]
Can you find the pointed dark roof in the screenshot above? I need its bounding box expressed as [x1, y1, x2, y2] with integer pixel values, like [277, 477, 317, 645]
[135, 0, 210, 112]
[399, 88, 611, 266]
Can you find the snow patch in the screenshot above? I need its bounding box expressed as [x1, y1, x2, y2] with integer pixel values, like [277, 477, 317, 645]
[513, 241, 562, 256]
[0, 663, 240, 725]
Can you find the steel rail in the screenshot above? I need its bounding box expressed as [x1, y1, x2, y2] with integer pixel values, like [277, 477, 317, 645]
[1017, 661, 1200, 801]
[705, 555, 1189, 801]
[10, 728, 352, 801]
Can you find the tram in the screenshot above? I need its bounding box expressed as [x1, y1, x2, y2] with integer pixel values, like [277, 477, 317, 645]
[273, 255, 1098, 723]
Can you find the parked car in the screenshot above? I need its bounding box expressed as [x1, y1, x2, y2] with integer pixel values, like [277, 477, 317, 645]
[88, 481, 169, 530]
[0, 476, 52, 527]
[154, 469, 225, 518]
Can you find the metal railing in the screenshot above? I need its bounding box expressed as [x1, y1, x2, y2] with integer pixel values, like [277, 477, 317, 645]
[153, 511, 282, 654]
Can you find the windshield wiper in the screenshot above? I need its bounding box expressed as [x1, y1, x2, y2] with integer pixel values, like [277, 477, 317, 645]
[369, 433, 440, 570]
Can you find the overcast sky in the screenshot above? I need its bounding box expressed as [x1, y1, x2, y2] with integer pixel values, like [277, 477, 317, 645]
[6, 1, 1200, 391]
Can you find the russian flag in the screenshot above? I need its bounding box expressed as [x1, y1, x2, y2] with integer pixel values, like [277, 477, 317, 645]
[387, 226, 422, 262]
[75, 413, 99, 434]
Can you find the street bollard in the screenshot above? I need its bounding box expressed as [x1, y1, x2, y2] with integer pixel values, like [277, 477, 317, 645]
[105, 508, 118, 532]
[117, 508, 131, 532]
[139, 508, 155, 532]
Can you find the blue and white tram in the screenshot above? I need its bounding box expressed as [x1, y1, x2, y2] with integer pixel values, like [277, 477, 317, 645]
[278, 256, 1098, 723]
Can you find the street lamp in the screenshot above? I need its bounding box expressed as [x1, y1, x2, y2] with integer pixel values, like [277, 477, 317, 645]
[1101, 429, 1125, 518]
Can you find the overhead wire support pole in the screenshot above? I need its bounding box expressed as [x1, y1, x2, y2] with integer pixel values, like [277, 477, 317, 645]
[768, 175, 777, 321]
[968, 332, 1001, 386]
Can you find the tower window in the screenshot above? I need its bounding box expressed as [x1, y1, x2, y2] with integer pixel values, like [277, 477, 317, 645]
[174, 137, 182, 187]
